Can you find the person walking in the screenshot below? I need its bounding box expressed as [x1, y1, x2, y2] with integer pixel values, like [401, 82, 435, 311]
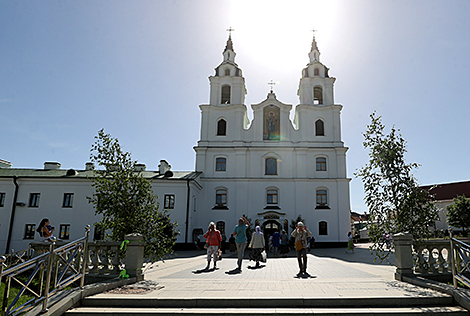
[272, 230, 281, 257]
[280, 230, 289, 257]
[231, 216, 249, 272]
[291, 222, 312, 277]
[249, 226, 265, 268]
[346, 231, 355, 253]
[203, 222, 222, 270]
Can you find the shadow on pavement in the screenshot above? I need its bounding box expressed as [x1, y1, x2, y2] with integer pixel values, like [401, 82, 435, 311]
[311, 245, 396, 266]
[192, 267, 219, 274]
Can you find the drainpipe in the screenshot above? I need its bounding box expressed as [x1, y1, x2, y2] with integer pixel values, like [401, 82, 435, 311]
[185, 179, 191, 247]
[5, 176, 19, 254]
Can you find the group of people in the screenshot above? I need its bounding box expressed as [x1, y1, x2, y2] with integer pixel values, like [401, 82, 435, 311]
[202, 216, 313, 277]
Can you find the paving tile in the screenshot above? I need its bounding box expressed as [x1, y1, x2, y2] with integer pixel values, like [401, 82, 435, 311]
[93, 245, 447, 300]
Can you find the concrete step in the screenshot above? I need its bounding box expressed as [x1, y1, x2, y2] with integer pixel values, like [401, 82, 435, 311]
[65, 306, 469, 316]
[64, 296, 469, 316]
[78, 296, 457, 309]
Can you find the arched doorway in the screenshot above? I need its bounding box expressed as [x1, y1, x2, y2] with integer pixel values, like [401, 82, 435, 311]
[263, 220, 281, 248]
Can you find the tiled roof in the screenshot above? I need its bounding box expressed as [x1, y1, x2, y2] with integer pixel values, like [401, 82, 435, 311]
[422, 180, 470, 201]
[0, 168, 201, 181]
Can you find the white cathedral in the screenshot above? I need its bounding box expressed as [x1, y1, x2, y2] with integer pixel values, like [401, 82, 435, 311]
[0, 34, 351, 253]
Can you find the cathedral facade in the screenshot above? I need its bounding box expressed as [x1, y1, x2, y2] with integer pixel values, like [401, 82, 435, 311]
[0, 35, 351, 253]
[192, 35, 351, 243]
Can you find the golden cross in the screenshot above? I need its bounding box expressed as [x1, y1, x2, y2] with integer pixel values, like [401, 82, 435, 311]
[227, 27, 235, 36]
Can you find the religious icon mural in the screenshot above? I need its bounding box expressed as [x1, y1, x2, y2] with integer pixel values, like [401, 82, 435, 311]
[263, 105, 280, 140]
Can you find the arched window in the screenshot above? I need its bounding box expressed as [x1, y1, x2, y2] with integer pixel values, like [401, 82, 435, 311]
[216, 158, 226, 171]
[217, 119, 226, 136]
[216, 189, 227, 207]
[224, 68, 230, 76]
[316, 157, 327, 171]
[316, 189, 328, 208]
[221, 85, 231, 104]
[313, 86, 323, 105]
[267, 189, 278, 204]
[315, 119, 325, 136]
[314, 68, 319, 76]
[319, 221, 328, 235]
[265, 158, 277, 175]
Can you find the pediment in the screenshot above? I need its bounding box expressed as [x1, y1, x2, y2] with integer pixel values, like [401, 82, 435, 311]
[251, 92, 292, 112]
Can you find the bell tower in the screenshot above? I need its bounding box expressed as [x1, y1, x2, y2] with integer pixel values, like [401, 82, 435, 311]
[208, 29, 247, 106]
[297, 33, 335, 106]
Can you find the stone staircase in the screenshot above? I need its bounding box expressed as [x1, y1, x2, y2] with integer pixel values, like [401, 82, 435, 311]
[65, 296, 469, 315]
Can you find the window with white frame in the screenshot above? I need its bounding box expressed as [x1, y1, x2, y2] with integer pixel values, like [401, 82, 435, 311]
[164, 194, 175, 209]
[217, 119, 227, 136]
[315, 119, 325, 136]
[316, 189, 328, 208]
[62, 193, 74, 208]
[215, 189, 227, 207]
[59, 224, 70, 240]
[221, 85, 231, 104]
[29, 193, 40, 207]
[216, 158, 226, 171]
[267, 189, 278, 204]
[265, 158, 277, 175]
[216, 221, 226, 234]
[319, 221, 328, 235]
[24, 224, 36, 239]
[316, 157, 327, 171]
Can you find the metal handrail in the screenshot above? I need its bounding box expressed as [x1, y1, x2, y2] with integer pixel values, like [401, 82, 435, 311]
[0, 225, 90, 316]
[2, 247, 34, 269]
[449, 228, 470, 288]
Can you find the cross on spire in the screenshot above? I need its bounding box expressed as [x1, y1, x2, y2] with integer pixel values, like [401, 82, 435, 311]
[268, 80, 276, 92]
[226, 27, 235, 36]
[311, 28, 317, 36]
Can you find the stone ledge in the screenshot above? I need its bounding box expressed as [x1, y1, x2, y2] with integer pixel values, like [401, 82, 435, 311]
[401, 275, 470, 312]
[24, 277, 138, 316]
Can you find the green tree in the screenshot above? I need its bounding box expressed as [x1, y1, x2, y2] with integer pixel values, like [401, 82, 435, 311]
[290, 214, 305, 232]
[446, 195, 470, 236]
[355, 113, 438, 261]
[88, 129, 178, 262]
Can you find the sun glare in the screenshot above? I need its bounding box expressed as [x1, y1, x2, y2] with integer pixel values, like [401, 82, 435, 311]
[228, 1, 340, 67]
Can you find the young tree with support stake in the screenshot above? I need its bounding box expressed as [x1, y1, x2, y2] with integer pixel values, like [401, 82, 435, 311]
[355, 113, 438, 262]
[88, 129, 179, 262]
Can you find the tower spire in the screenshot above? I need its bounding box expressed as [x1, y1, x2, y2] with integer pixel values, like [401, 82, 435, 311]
[309, 28, 320, 62]
[224, 27, 235, 53]
[310, 28, 319, 53]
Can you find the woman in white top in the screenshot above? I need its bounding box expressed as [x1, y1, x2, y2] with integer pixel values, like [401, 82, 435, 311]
[248, 226, 265, 267]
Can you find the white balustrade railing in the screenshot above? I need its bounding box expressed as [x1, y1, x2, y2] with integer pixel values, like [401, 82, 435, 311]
[30, 240, 123, 277]
[413, 239, 452, 276]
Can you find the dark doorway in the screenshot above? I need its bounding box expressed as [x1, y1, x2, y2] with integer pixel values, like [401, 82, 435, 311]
[263, 220, 280, 248]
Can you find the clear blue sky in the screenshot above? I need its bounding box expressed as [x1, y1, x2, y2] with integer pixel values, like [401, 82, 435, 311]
[1, 1, 470, 214]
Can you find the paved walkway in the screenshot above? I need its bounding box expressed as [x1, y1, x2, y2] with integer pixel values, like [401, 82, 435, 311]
[93, 243, 445, 300]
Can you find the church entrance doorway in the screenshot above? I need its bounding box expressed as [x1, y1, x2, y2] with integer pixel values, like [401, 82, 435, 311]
[263, 220, 280, 249]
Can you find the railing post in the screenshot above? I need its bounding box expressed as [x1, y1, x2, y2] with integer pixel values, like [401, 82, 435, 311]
[124, 233, 144, 281]
[0, 255, 6, 316]
[0, 256, 5, 282]
[80, 225, 91, 288]
[449, 227, 458, 288]
[41, 237, 56, 314]
[394, 232, 414, 281]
